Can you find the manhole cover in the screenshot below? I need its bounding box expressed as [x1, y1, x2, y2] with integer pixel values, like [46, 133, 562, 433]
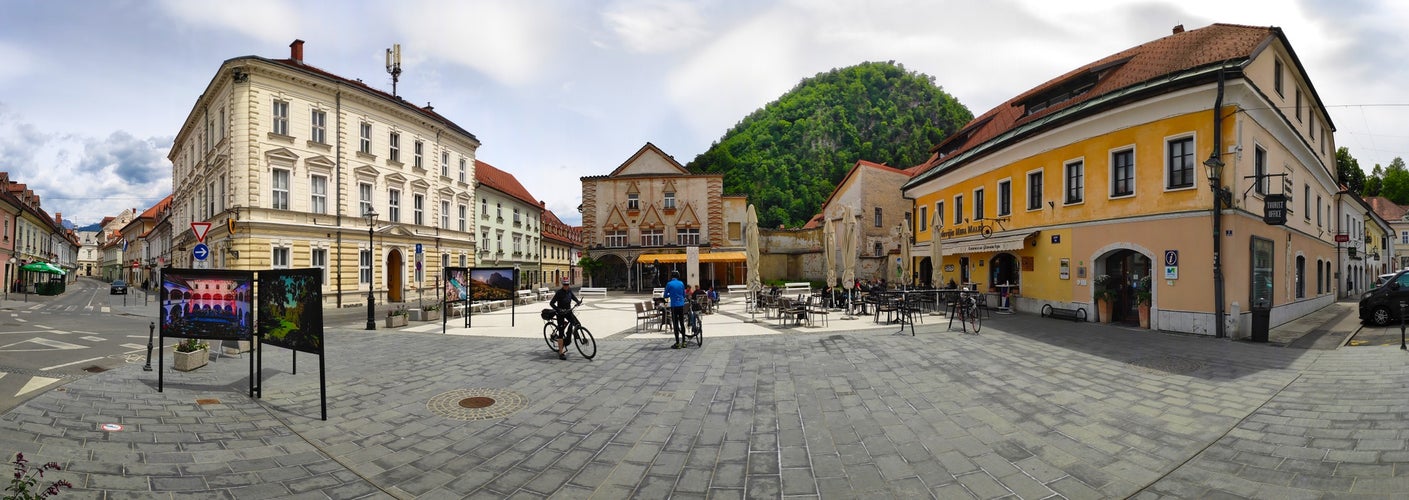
[428, 388, 527, 421]
[459, 397, 495, 408]
[1126, 355, 1203, 375]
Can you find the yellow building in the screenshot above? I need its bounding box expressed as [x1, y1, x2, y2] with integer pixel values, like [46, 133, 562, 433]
[903, 24, 1339, 337]
[168, 40, 479, 308]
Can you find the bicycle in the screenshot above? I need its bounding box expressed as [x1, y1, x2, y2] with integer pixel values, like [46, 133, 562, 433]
[541, 304, 596, 359]
[946, 293, 981, 334]
[681, 298, 704, 347]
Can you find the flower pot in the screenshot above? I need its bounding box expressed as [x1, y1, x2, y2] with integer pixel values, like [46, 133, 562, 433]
[1138, 303, 1151, 328]
[173, 348, 209, 371]
[1097, 298, 1113, 324]
[385, 315, 408, 328]
[411, 308, 440, 321]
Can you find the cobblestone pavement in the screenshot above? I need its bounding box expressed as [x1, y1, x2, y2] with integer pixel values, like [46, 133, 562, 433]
[2, 310, 1407, 499]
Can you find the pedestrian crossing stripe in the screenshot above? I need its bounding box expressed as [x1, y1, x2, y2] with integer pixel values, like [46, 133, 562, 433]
[0, 372, 63, 398]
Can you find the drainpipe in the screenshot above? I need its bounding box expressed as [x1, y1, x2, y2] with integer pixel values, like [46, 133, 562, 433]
[1211, 67, 1227, 339]
[335, 89, 343, 308]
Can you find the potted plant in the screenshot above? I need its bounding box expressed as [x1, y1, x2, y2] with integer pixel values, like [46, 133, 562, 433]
[385, 306, 408, 327]
[173, 338, 209, 371]
[412, 302, 441, 322]
[1093, 274, 1116, 323]
[1135, 276, 1152, 328]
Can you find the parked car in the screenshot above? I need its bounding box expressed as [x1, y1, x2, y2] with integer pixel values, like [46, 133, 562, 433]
[110, 280, 127, 295]
[1360, 270, 1409, 325]
[1375, 273, 1397, 289]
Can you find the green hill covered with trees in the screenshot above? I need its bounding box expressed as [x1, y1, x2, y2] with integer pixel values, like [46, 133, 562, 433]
[687, 61, 973, 228]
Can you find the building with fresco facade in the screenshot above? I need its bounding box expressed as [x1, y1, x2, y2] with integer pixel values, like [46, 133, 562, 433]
[902, 24, 1340, 338]
[167, 40, 479, 307]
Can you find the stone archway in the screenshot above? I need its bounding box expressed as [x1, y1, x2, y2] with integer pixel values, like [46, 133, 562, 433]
[1093, 247, 1153, 326]
[388, 248, 404, 303]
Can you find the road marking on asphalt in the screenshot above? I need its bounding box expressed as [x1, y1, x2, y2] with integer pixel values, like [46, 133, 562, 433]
[16, 376, 61, 397]
[40, 357, 105, 371]
[120, 344, 146, 350]
[0, 338, 86, 352]
[80, 336, 105, 342]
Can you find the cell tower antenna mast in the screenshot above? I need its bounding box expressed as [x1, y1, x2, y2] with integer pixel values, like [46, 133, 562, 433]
[385, 44, 402, 97]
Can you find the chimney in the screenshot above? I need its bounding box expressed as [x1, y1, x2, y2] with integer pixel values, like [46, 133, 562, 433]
[290, 39, 305, 64]
[55, 212, 61, 225]
[1172, 24, 1185, 34]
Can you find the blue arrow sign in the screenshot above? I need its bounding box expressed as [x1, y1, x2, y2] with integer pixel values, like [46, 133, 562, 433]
[193, 243, 209, 261]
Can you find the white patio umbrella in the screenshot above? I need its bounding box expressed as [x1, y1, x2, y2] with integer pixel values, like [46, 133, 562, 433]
[745, 204, 762, 320]
[898, 221, 912, 288]
[931, 210, 945, 286]
[823, 214, 836, 290]
[841, 205, 858, 318]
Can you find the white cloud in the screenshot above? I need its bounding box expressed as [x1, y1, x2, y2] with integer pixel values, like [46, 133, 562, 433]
[0, 42, 34, 85]
[389, 0, 568, 87]
[158, 0, 300, 44]
[602, 0, 712, 54]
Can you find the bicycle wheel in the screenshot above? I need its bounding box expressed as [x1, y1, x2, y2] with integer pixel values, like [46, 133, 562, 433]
[965, 308, 981, 334]
[543, 322, 559, 350]
[573, 326, 596, 359]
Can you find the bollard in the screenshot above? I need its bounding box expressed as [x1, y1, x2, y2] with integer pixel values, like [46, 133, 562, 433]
[1401, 302, 1407, 351]
[143, 321, 155, 371]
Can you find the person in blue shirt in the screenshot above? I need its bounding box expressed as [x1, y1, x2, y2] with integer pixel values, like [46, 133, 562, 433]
[664, 271, 687, 348]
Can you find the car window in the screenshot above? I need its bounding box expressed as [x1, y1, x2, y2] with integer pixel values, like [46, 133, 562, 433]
[1395, 274, 1409, 288]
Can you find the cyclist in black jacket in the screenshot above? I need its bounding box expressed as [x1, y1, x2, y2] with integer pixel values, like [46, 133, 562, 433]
[550, 279, 582, 360]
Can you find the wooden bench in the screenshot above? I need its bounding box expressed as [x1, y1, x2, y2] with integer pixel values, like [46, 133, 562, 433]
[1041, 304, 1087, 322]
[579, 287, 607, 297]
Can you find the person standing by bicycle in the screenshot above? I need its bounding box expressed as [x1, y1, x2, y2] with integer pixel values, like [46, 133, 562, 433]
[664, 271, 687, 349]
[551, 278, 582, 360]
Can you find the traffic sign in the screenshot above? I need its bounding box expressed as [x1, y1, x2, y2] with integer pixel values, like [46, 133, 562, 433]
[193, 243, 209, 261]
[1334, 234, 1350, 243]
[416, 243, 423, 254]
[192, 222, 212, 243]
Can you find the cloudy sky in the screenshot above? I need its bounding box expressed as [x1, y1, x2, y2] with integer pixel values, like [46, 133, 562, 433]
[1, 0, 1406, 228]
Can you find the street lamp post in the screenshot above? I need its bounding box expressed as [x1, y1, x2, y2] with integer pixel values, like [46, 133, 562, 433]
[365, 208, 379, 330]
[1204, 155, 1233, 339]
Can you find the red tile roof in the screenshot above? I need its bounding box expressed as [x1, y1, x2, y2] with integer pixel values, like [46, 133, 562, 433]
[911, 23, 1280, 184]
[1367, 196, 1408, 222]
[474, 160, 540, 208]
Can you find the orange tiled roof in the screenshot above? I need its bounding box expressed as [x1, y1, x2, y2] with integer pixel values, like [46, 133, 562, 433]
[1367, 196, 1408, 222]
[474, 160, 540, 208]
[912, 23, 1279, 182]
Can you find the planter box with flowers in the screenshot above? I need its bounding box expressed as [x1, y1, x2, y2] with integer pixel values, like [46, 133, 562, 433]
[173, 339, 209, 371]
[385, 306, 408, 328]
[411, 303, 441, 322]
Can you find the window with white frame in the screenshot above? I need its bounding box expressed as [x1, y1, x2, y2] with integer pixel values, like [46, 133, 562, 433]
[388, 189, 401, 222]
[874, 242, 884, 257]
[360, 249, 372, 284]
[458, 158, 466, 183]
[1065, 160, 1084, 204]
[1111, 149, 1134, 197]
[1317, 195, 1322, 226]
[1167, 137, 1194, 189]
[605, 231, 627, 247]
[664, 191, 676, 209]
[312, 248, 328, 284]
[997, 180, 1011, 216]
[389, 132, 400, 162]
[513, 208, 521, 226]
[874, 207, 883, 227]
[954, 195, 964, 224]
[271, 168, 290, 210]
[413, 194, 424, 225]
[441, 201, 450, 228]
[1274, 58, 1284, 97]
[974, 188, 986, 220]
[441, 253, 449, 270]
[272, 247, 290, 269]
[311, 175, 327, 214]
[441, 151, 449, 177]
[481, 198, 488, 219]
[413, 140, 423, 169]
[311, 109, 326, 143]
[359, 183, 373, 216]
[459, 254, 467, 267]
[359, 122, 372, 154]
[936, 201, 945, 227]
[1254, 146, 1268, 195]
[513, 235, 523, 255]
[918, 206, 928, 229]
[458, 204, 467, 231]
[496, 202, 502, 219]
[642, 229, 664, 246]
[627, 193, 640, 210]
[1401, 231, 1408, 245]
[678, 228, 700, 245]
[1027, 170, 1043, 210]
[273, 100, 289, 135]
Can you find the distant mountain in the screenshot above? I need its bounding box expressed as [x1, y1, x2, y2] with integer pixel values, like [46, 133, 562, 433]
[687, 61, 973, 228]
[75, 222, 102, 232]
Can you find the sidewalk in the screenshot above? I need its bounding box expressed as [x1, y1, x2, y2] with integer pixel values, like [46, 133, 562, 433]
[7, 295, 1409, 498]
[1265, 298, 1360, 349]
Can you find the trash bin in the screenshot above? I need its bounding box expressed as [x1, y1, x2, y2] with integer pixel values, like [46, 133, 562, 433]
[1250, 307, 1270, 343]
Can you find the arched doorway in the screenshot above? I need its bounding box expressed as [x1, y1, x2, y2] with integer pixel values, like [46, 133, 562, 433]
[920, 257, 934, 288]
[388, 248, 404, 303]
[989, 253, 1019, 289]
[1098, 249, 1151, 325]
[596, 254, 629, 289]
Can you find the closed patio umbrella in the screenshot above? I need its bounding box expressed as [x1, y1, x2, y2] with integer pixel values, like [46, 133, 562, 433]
[841, 205, 858, 318]
[745, 204, 762, 320]
[898, 221, 912, 288]
[930, 213, 944, 286]
[823, 214, 836, 291]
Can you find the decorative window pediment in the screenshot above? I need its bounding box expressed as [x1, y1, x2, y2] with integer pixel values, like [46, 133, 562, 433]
[305, 155, 334, 175]
[639, 205, 664, 229]
[384, 172, 408, 185]
[626, 181, 640, 195]
[674, 203, 701, 228]
[353, 164, 379, 181]
[410, 179, 431, 192]
[265, 147, 299, 167]
[604, 206, 628, 230]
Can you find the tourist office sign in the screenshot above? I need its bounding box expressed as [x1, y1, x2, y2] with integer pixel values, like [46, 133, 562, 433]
[1263, 193, 1287, 226]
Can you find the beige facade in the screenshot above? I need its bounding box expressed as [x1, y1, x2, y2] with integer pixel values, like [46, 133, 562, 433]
[541, 208, 582, 287]
[819, 160, 917, 284]
[167, 40, 479, 307]
[581, 143, 739, 290]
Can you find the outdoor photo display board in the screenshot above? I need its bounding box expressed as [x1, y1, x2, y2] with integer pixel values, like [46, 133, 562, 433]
[256, 268, 327, 420]
[470, 267, 519, 328]
[257, 268, 324, 354]
[444, 267, 469, 329]
[158, 268, 255, 394]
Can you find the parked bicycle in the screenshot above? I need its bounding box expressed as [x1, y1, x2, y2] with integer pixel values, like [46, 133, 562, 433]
[542, 303, 596, 359]
[947, 293, 981, 334]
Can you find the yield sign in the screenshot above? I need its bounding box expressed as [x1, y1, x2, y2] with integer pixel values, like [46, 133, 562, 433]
[191, 222, 212, 243]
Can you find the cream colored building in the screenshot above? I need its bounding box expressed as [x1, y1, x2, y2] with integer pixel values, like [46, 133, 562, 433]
[541, 208, 582, 286]
[168, 40, 479, 307]
[580, 143, 742, 290]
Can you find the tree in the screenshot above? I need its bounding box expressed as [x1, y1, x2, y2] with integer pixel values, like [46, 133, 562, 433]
[1378, 157, 1409, 204]
[577, 256, 604, 287]
[1337, 147, 1365, 195]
